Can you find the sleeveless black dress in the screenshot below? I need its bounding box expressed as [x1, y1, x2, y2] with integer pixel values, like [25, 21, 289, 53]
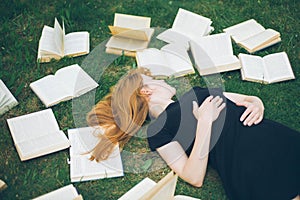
[147, 87, 300, 200]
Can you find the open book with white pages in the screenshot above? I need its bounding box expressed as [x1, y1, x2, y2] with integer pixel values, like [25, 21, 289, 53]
[6, 109, 70, 161]
[118, 171, 200, 200]
[30, 64, 98, 107]
[37, 18, 89, 63]
[190, 33, 240, 76]
[106, 13, 154, 57]
[136, 43, 195, 78]
[0, 79, 18, 115]
[33, 184, 83, 200]
[238, 52, 295, 84]
[68, 126, 124, 182]
[157, 8, 214, 50]
[223, 19, 281, 53]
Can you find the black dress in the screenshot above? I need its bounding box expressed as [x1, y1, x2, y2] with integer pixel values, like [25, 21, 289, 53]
[147, 87, 300, 200]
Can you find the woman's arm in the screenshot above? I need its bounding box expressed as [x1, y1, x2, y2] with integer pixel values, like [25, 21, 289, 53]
[156, 96, 225, 187]
[223, 92, 264, 126]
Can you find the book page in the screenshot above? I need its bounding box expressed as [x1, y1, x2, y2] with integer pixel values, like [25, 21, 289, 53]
[193, 33, 234, 59]
[239, 29, 280, 51]
[106, 36, 149, 51]
[109, 26, 153, 41]
[54, 64, 98, 97]
[190, 40, 214, 71]
[68, 127, 123, 182]
[38, 26, 61, 55]
[212, 55, 240, 69]
[263, 52, 295, 83]
[16, 130, 70, 161]
[239, 53, 264, 81]
[164, 51, 194, 76]
[114, 13, 151, 29]
[172, 8, 212, 39]
[64, 32, 89, 57]
[156, 29, 190, 50]
[136, 48, 169, 67]
[33, 184, 79, 200]
[7, 109, 60, 144]
[118, 178, 156, 200]
[141, 171, 177, 200]
[54, 18, 64, 56]
[30, 75, 71, 107]
[190, 33, 238, 75]
[161, 43, 192, 64]
[174, 195, 200, 200]
[0, 80, 18, 115]
[223, 19, 265, 43]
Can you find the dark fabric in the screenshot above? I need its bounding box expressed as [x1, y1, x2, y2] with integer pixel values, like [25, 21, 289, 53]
[147, 87, 300, 200]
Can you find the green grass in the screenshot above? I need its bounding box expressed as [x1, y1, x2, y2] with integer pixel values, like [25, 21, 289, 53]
[0, 0, 299, 199]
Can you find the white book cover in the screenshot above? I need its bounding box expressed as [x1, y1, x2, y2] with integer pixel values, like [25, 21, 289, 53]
[30, 64, 98, 107]
[136, 43, 194, 78]
[0, 79, 18, 115]
[190, 33, 240, 75]
[6, 109, 70, 161]
[33, 184, 81, 200]
[239, 52, 295, 84]
[68, 127, 124, 182]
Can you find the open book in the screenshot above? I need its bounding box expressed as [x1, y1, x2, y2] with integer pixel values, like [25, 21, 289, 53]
[157, 8, 214, 50]
[136, 43, 195, 78]
[0, 79, 18, 115]
[0, 179, 7, 192]
[37, 18, 89, 63]
[30, 64, 98, 107]
[106, 13, 154, 57]
[190, 33, 240, 76]
[6, 109, 70, 161]
[223, 19, 281, 53]
[33, 184, 83, 200]
[68, 126, 124, 182]
[118, 171, 200, 200]
[238, 52, 295, 84]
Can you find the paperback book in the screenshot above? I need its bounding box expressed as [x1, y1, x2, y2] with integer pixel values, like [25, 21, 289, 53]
[238, 52, 295, 84]
[190, 33, 240, 76]
[223, 19, 281, 53]
[157, 8, 214, 49]
[118, 171, 199, 200]
[136, 43, 195, 78]
[6, 109, 70, 161]
[106, 13, 154, 57]
[30, 64, 98, 107]
[68, 126, 124, 182]
[0, 79, 18, 115]
[33, 184, 83, 200]
[37, 18, 89, 63]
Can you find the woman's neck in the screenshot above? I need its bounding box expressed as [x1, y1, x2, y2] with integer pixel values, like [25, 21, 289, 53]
[149, 99, 174, 118]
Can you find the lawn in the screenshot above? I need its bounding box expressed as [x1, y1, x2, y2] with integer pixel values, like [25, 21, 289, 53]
[0, 0, 299, 199]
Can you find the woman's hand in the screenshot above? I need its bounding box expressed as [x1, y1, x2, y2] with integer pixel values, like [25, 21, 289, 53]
[236, 96, 264, 126]
[193, 96, 226, 123]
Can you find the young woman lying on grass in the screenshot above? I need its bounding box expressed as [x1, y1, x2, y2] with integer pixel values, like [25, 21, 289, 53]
[87, 68, 300, 200]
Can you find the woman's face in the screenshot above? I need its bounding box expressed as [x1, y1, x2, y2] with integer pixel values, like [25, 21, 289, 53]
[140, 74, 176, 101]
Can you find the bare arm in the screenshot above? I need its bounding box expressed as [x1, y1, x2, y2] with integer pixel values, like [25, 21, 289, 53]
[223, 92, 264, 126]
[156, 96, 225, 187]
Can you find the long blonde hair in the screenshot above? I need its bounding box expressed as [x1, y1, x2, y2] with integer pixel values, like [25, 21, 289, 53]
[86, 68, 150, 161]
